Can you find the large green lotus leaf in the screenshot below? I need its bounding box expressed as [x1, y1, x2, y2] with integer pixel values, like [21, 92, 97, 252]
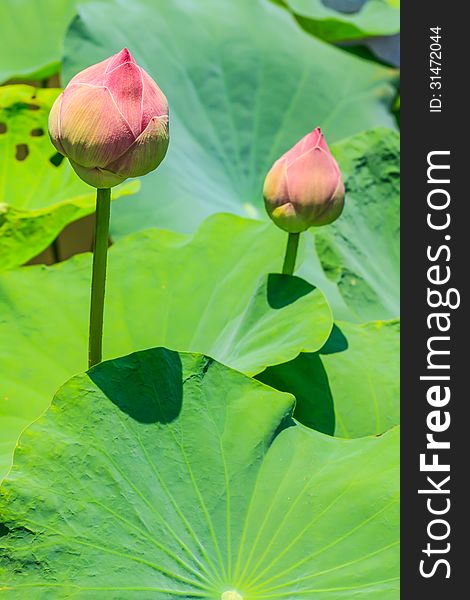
[282, 0, 400, 42]
[0, 348, 400, 598]
[0, 214, 332, 480]
[63, 0, 398, 236]
[258, 319, 399, 438]
[298, 128, 400, 322]
[0, 85, 138, 270]
[0, 0, 95, 83]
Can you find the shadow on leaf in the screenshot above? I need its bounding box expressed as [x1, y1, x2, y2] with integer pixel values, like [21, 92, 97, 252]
[89, 348, 183, 424]
[257, 324, 349, 435]
[267, 273, 316, 309]
[320, 323, 349, 354]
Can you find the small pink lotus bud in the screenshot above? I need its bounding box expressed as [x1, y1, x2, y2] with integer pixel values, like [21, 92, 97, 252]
[48, 49, 169, 188]
[263, 128, 344, 233]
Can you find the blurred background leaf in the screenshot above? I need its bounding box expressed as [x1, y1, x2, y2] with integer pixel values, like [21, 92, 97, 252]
[281, 0, 399, 42]
[0, 0, 96, 83]
[278, 0, 400, 67]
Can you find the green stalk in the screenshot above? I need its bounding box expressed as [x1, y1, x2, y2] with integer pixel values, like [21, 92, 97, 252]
[88, 188, 111, 368]
[282, 232, 300, 275]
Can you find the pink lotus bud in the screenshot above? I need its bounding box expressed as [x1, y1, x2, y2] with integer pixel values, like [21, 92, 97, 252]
[48, 49, 169, 188]
[263, 128, 344, 233]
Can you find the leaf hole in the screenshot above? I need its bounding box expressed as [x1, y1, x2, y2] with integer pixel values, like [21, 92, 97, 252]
[24, 103, 40, 111]
[49, 152, 65, 167]
[30, 127, 44, 137]
[0, 122, 7, 134]
[15, 144, 29, 161]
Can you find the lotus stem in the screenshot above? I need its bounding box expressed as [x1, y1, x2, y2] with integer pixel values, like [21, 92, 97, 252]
[282, 232, 300, 276]
[88, 188, 111, 368]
